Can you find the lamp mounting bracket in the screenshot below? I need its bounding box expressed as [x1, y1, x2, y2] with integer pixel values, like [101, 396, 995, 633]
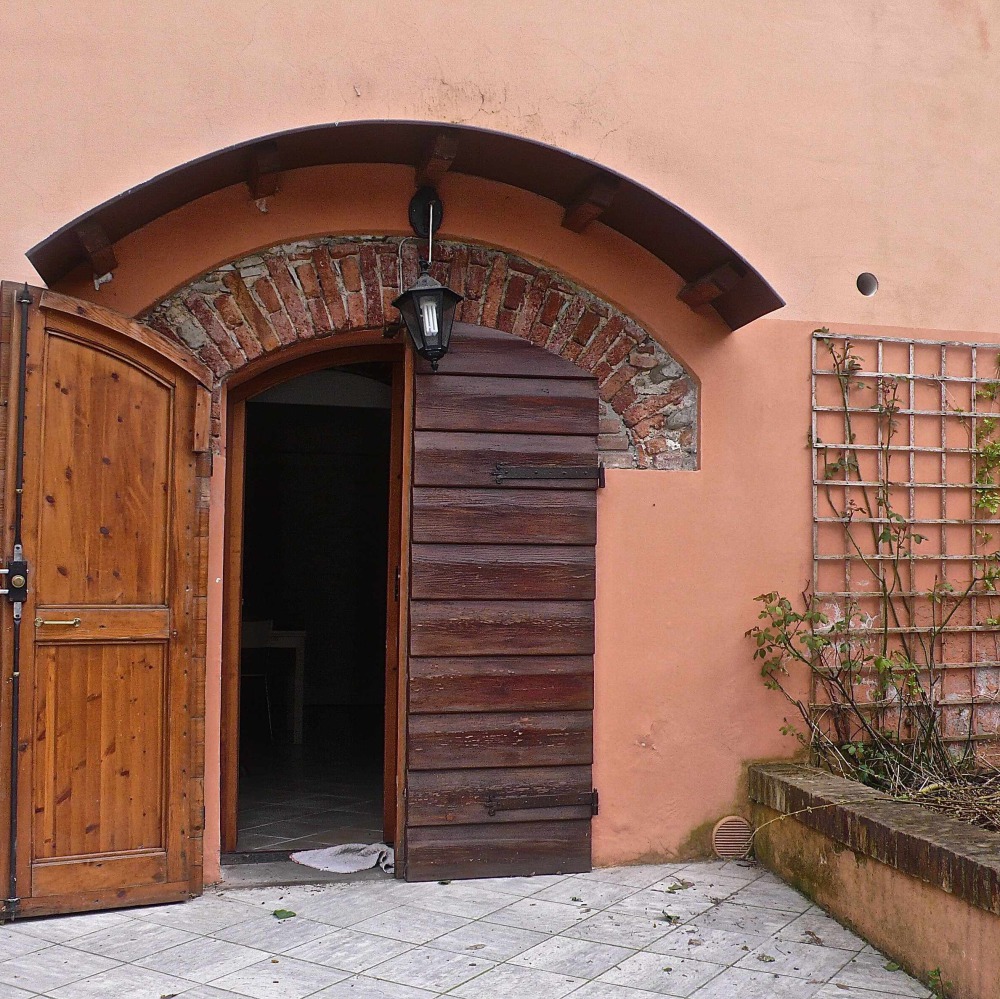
[409, 186, 443, 239]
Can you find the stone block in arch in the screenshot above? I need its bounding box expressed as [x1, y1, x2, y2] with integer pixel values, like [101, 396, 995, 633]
[143, 237, 698, 469]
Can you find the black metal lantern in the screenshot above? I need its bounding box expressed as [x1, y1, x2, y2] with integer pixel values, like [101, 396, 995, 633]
[392, 265, 462, 371]
[390, 186, 464, 370]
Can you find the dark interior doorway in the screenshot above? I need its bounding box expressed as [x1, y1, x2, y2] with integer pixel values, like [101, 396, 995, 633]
[234, 363, 393, 855]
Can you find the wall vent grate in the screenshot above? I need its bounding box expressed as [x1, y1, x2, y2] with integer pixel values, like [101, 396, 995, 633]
[711, 815, 753, 860]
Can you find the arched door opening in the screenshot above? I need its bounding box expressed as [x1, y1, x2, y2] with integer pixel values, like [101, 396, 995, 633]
[222, 346, 406, 866]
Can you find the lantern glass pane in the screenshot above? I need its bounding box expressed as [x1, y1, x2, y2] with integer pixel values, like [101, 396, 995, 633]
[440, 293, 460, 350]
[394, 295, 423, 351]
[417, 292, 441, 344]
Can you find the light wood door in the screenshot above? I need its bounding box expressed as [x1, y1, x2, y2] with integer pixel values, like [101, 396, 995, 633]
[403, 325, 599, 881]
[1, 286, 211, 917]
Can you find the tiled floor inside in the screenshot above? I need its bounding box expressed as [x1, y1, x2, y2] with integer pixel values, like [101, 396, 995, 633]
[0, 861, 933, 998]
[235, 743, 384, 853]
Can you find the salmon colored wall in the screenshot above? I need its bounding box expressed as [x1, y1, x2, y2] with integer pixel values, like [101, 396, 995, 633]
[53, 167, 820, 877]
[2, 1, 999, 877]
[2, 1, 999, 333]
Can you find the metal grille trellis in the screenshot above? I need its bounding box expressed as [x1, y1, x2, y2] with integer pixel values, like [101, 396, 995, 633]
[812, 331, 1000, 747]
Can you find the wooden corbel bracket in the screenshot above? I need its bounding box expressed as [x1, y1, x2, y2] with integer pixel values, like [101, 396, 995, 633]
[562, 174, 620, 233]
[677, 263, 745, 310]
[74, 221, 117, 279]
[247, 140, 281, 200]
[415, 132, 459, 188]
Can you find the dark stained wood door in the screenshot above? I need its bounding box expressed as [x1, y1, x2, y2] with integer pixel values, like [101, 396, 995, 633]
[403, 324, 598, 881]
[0, 286, 211, 917]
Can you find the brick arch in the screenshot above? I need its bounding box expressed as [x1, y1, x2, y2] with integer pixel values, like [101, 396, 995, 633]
[143, 237, 697, 469]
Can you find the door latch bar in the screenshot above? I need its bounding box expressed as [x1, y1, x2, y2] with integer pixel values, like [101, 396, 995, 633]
[492, 463, 605, 487]
[5, 286, 32, 921]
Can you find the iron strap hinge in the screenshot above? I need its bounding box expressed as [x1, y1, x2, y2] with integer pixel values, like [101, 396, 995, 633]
[492, 463, 605, 488]
[484, 789, 599, 817]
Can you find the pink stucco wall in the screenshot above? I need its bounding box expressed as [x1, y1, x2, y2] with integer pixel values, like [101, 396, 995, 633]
[2, 2, 999, 881]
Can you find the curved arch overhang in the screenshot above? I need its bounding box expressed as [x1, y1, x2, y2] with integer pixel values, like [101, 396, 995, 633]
[27, 121, 783, 332]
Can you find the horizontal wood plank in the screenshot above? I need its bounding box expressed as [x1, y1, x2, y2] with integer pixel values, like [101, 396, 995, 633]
[410, 599, 595, 656]
[410, 655, 593, 679]
[416, 326, 595, 380]
[31, 850, 167, 896]
[32, 606, 170, 642]
[416, 374, 599, 435]
[411, 544, 595, 601]
[405, 820, 591, 880]
[410, 656, 594, 714]
[408, 710, 592, 769]
[412, 488, 596, 545]
[410, 655, 593, 713]
[407, 765, 593, 825]
[15, 880, 190, 919]
[413, 431, 598, 489]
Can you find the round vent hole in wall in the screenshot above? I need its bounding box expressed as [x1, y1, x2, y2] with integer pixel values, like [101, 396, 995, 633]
[711, 815, 754, 860]
[856, 272, 879, 296]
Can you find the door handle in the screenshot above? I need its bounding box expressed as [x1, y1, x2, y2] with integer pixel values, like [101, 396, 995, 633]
[34, 617, 81, 627]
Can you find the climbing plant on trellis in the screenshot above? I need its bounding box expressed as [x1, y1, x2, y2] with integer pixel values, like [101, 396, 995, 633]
[809, 330, 1000, 758]
[747, 330, 1000, 807]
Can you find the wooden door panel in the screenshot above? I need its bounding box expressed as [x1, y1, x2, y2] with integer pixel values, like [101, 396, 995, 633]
[413, 431, 597, 489]
[36, 334, 171, 605]
[0, 285, 209, 917]
[412, 488, 596, 545]
[404, 323, 598, 881]
[416, 374, 599, 435]
[32, 643, 165, 860]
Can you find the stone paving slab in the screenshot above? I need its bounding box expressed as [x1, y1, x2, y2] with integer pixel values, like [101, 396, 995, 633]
[0, 862, 931, 998]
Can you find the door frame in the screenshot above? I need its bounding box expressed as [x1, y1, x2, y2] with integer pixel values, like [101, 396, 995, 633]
[220, 337, 411, 857]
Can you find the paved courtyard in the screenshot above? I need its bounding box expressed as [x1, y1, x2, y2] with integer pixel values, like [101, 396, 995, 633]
[0, 861, 930, 999]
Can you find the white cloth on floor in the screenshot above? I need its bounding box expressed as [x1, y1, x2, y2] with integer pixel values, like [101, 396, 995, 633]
[290, 842, 395, 874]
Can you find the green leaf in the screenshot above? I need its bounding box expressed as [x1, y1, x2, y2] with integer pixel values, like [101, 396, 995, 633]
[663, 879, 693, 893]
[272, 909, 296, 920]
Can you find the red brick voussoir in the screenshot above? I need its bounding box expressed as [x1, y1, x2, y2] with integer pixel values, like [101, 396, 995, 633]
[143, 237, 698, 468]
